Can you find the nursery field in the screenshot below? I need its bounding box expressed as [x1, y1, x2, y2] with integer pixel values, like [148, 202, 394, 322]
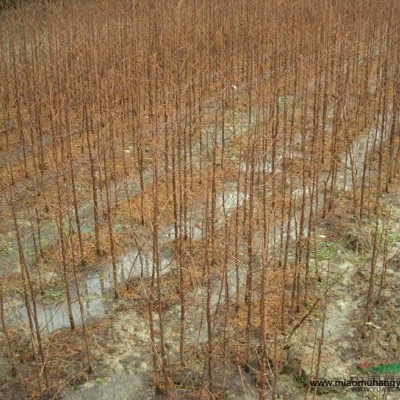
[0, 0, 400, 399]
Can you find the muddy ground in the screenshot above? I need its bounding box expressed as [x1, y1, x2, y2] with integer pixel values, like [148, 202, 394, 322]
[3, 187, 400, 400]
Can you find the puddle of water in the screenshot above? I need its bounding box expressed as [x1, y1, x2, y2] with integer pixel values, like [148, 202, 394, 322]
[4, 177, 247, 336]
[159, 186, 248, 242]
[7, 249, 172, 334]
[0, 176, 145, 277]
[12, 296, 106, 334]
[340, 117, 391, 189]
[161, 224, 203, 240]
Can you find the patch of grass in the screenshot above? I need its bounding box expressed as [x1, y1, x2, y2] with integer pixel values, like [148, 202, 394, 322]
[294, 369, 307, 385]
[223, 390, 236, 399]
[311, 241, 339, 261]
[43, 288, 64, 301]
[387, 232, 398, 246]
[0, 245, 14, 254]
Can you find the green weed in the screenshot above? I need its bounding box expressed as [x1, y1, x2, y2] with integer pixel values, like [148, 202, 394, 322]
[311, 241, 339, 261]
[43, 288, 64, 301]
